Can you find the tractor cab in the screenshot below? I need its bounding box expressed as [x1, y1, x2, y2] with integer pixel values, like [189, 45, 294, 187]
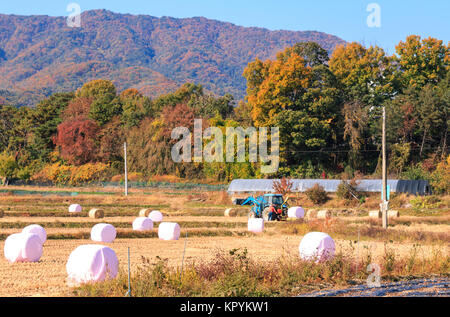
[241, 193, 289, 221]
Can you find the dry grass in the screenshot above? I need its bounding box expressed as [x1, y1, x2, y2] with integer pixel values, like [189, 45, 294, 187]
[0, 186, 448, 297]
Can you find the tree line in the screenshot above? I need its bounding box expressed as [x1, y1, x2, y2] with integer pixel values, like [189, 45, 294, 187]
[0, 35, 448, 192]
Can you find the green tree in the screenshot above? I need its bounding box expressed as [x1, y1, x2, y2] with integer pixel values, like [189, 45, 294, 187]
[0, 152, 18, 185]
[30, 92, 75, 161]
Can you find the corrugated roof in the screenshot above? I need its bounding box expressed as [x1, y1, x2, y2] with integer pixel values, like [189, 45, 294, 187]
[227, 179, 431, 196]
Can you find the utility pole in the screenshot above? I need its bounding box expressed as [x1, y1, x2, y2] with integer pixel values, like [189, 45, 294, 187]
[124, 142, 128, 196]
[381, 106, 388, 228]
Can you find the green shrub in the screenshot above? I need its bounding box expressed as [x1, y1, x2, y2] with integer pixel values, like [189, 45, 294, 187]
[410, 195, 442, 210]
[305, 184, 329, 205]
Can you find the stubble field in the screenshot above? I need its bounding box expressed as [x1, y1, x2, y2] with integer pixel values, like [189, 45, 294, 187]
[0, 186, 448, 297]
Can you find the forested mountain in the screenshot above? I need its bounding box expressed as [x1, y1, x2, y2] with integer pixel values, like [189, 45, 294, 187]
[0, 9, 345, 106]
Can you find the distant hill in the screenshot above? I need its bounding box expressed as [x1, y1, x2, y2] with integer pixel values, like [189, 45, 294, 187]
[0, 10, 346, 106]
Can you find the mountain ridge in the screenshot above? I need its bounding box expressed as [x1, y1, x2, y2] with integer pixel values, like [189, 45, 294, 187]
[0, 9, 346, 106]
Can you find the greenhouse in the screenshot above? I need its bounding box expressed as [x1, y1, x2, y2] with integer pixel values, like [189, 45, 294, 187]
[227, 179, 432, 196]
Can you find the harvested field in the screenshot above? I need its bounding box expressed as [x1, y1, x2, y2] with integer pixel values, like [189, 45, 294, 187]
[0, 187, 448, 297]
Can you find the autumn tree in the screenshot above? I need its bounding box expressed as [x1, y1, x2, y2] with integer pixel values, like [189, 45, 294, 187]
[396, 35, 449, 90]
[54, 118, 100, 165]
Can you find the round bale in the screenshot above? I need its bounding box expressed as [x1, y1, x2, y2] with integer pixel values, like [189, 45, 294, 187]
[139, 209, 151, 217]
[248, 218, 264, 234]
[369, 210, 381, 218]
[388, 210, 400, 218]
[89, 208, 104, 219]
[91, 223, 117, 243]
[69, 204, 82, 213]
[224, 208, 237, 217]
[22, 224, 47, 244]
[317, 210, 331, 219]
[148, 210, 163, 223]
[66, 244, 119, 286]
[4, 232, 43, 263]
[132, 217, 153, 231]
[158, 222, 181, 240]
[288, 206, 305, 219]
[305, 210, 318, 219]
[299, 232, 335, 262]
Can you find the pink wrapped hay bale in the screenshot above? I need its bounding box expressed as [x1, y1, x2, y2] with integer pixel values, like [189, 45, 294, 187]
[91, 223, 117, 243]
[4, 232, 43, 263]
[248, 218, 264, 233]
[299, 232, 335, 262]
[132, 217, 153, 231]
[69, 204, 82, 213]
[148, 210, 163, 223]
[288, 206, 305, 219]
[22, 224, 47, 244]
[66, 244, 119, 286]
[158, 222, 181, 241]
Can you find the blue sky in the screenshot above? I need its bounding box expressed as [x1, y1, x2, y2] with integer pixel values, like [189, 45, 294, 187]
[0, 0, 448, 55]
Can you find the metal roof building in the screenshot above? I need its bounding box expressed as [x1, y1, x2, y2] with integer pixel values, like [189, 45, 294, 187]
[227, 179, 432, 196]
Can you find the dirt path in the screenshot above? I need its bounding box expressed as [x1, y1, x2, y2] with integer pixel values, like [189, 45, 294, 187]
[298, 277, 450, 297]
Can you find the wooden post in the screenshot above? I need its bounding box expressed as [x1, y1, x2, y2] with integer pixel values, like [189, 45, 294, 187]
[381, 106, 388, 229]
[124, 142, 128, 196]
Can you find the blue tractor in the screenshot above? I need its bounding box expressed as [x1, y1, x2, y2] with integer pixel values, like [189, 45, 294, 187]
[241, 193, 289, 221]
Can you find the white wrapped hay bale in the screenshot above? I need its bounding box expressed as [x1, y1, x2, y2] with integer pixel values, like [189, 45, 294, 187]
[369, 210, 381, 218]
[139, 209, 151, 217]
[4, 232, 43, 263]
[288, 207, 305, 219]
[158, 222, 181, 241]
[148, 210, 163, 223]
[89, 208, 104, 219]
[22, 224, 47, 244]
[91, 223, 117, 243]
[248, 218, 264, 233]
[299, 232, 335, 262]
[66, 244, 119, 286]
[132, 217, 153, 231]
[224, 208, 237, 217]
[69, 204, 82, 213]
[317, 210, 331, 219]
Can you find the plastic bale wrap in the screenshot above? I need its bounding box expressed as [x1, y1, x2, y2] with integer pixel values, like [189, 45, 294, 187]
[224, 208, 237, 217]
[139, 209, 151, 217]
[4, 233, 43, 263]
[317, 210, 331, 219]
[132, 217, 153, 231]
[148, 210, 163, 223]
[369, 210, 381, 218]
[91, 223, 117, 243]
[158, 222, 181, 241]
[288, 207, 305, 219]
[69, 204, 82, 213]
[299, 232, 335, 262]
[89, 208, 104, 219]
[248, 218, 264, 234]
[22, 224, 47, 244]
[66, 244, 119, 286]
